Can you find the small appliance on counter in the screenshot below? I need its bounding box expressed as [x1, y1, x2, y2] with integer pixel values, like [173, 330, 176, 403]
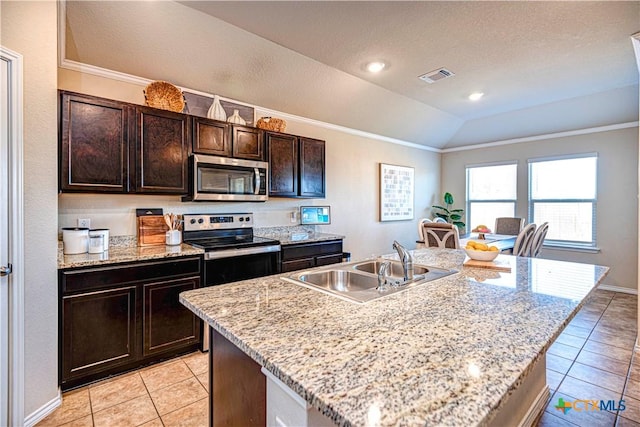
[62, 227, 89, 254]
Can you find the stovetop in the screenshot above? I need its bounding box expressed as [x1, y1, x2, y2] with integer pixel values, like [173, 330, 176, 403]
[185, 235, 279, 251]
[182, 213, 279, 251]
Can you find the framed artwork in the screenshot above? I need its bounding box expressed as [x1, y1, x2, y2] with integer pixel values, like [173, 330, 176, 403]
[380, 163, 414, 221]
[182, 91, 255, 126]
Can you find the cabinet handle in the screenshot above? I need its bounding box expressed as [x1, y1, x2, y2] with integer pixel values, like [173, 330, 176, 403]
[0, 263, 12, 277]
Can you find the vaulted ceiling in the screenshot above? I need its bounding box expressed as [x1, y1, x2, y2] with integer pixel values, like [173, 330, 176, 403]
[63, 1, 640, 149]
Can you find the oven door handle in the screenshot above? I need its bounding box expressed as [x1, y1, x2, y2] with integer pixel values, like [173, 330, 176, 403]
[254, 168, 261, 195]
[204, 244, 281, 260]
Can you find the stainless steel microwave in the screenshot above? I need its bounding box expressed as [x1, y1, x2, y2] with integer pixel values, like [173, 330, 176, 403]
[183, 154, 268, 202]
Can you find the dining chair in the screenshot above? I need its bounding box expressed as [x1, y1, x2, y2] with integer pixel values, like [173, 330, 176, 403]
[494, 217, 525, 235]
[528, 222, 549, 257]
[511, 223, 536, 256]
[417, 218, 432, 241]
[433, 217, 448, 224]
[422, 222, 460, 249]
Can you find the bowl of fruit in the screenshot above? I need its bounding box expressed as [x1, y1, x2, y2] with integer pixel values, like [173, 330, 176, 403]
[464, 240, 500, 261]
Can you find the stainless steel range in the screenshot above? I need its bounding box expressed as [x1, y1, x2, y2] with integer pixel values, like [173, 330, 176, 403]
[182, 213, 281, 287]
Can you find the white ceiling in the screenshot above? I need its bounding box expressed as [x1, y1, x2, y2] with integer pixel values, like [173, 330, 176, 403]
[63, 1, 640, 149]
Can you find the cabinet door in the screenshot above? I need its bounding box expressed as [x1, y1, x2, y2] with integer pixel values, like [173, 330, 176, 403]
[232, 125, 264, 160]
[135, 106, 190, 194]
[192, 117, 231, 156]
[266, 132, 298, 197]
[59, 91, 130, 192]
[299, 137, 325, 198]
[61, 286, 138, 384]
[143, 277, 201, 357]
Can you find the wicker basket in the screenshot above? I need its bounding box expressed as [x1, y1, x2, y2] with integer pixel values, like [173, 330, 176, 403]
[143, 81, 185, 113]
[256, 117, 287, 132]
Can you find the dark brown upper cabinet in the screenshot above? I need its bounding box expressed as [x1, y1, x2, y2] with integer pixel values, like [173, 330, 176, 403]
[192, 117, 263, 161]
[59, 91, 131, 193]
[59, 91, 189, 195]
[134, 106, 190, 194]
[266, 132, 325, 198]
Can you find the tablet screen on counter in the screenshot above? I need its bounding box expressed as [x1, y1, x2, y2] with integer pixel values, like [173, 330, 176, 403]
[300, 206, 331, 225]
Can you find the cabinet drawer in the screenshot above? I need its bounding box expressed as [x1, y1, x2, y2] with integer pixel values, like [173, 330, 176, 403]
[281, 258, 315, 273]
[281, 240, 343, 261]
[61, 257, 201, 294]
[315, 253, 344, 267]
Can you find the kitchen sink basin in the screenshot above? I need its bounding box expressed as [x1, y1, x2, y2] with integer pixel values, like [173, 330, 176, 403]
[352, 260, 429, 278]
[284, 259, 457, 303]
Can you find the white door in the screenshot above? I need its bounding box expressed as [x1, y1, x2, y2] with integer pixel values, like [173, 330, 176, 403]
[1, 46, 24, 427]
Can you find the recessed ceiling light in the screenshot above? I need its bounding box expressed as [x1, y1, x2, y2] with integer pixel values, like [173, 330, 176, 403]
[468, 92, 484, 101]
[366, 61, 386, 73]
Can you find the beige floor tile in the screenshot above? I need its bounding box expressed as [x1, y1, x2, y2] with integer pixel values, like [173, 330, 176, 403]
[568, 316, 598, 330]
[593, 323, 637, 340]
[558, 376, 621, 405]
[554, 333, 587, 349]
[624, 378, 640, 401]
[161, 397, 208, 427]
[196, 371, 209, 392]
[546, 369, 564, 390]
[618, 415, 640, 426]
[89, 372, 148, 413]
[567, 362, 626, 394]
[139, 418, 164, 427]
[547, 353, 574, 374]
[572, 310, 603, 324]
[619, 395, 640, 423]
[140, 359, 193, 392]
[58, 414, 93, 427]
[537, 410, 579, 426]
[150, 376, 208, 415]
[93, 395, 158, 427]
[589, 329, 637, 350]
[576, 349, 630, 377]
[582, 340, 633, 364]
[629, 362, 640, 382]
[37, 389, 92, 427]
[546, 391, 616, 426]
[548, 342, 581, 360]
[562, 323, 593, 339]
[182, 351, 208, 375]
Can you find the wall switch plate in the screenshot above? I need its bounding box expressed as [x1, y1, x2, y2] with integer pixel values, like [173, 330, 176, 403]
[77, 218, 91, 228]
[290, 211, 297, 223]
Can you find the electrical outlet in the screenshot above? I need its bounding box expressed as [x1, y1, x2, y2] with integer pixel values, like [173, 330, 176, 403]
[290, 211, 297, 223]
[77, 218, 91, 228]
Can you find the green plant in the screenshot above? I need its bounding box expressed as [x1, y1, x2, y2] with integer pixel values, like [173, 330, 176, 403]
[432, 192, 465, 229]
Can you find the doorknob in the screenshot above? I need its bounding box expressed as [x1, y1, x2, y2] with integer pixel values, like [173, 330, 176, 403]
[0, 263, 12, 277]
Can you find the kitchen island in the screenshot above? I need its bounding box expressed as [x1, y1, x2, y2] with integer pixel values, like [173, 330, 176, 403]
[180, 248, 608, 426]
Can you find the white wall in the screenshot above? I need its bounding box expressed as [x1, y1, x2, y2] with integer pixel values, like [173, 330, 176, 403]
[57, 68, 440, 260]
[442, 126, 639, 290]
[1, 0, 59, 419]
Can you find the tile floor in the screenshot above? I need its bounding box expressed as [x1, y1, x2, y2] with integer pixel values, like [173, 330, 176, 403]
[37, 289, 638, 427]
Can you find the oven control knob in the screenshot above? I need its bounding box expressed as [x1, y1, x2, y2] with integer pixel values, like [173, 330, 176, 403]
[190, 219, 196, 224]
[198, 218, 204, 224]
[245, 216, 250, 222]
[239, 217, 244, 222]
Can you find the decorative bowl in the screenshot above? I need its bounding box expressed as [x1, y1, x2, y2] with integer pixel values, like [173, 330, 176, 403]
[464, 248, 499, 262]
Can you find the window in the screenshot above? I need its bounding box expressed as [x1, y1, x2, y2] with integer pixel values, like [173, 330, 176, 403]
[528, 154, 597, 247]
[466, 163, 517, 232]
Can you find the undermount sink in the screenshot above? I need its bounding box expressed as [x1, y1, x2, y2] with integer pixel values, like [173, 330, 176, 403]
[284, 259, 457, 304]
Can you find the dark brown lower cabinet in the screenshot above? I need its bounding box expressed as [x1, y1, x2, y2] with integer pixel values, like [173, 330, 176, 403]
[60, 256, 202, 390]
[280, 239, 344, 273]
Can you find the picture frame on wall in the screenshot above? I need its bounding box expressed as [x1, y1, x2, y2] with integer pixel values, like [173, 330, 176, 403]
[380, 163, 414, 222]
[182, 91, 255, 126]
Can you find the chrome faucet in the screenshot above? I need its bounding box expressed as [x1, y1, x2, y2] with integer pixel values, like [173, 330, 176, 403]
[377, 261, 391, 291]
[392, 240, 414, 281]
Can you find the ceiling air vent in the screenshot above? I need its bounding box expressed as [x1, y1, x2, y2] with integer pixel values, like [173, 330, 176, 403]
[418, 68, 455, 84]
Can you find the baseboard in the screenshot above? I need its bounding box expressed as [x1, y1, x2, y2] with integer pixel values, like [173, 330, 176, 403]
[24, 390, 61, 427]
[519, 386, 550, 427]
[597, 284, 638, 295]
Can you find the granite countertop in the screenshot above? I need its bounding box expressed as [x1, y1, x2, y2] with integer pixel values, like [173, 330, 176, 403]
[58, 236, 204, 269]
[255, 225, 345, 245]
[180, 248, 609, 426]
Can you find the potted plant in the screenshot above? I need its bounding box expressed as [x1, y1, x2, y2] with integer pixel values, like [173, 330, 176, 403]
[432, 192, 465, 229]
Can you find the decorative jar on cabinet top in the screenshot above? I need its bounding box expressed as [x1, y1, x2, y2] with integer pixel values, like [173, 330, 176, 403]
[207, 95, 227, 121]
[227, 109, 246, 125]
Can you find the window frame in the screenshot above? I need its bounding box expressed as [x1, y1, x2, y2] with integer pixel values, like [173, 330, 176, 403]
[465, 161, 518, 233]
[527, 153, 598, 249]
